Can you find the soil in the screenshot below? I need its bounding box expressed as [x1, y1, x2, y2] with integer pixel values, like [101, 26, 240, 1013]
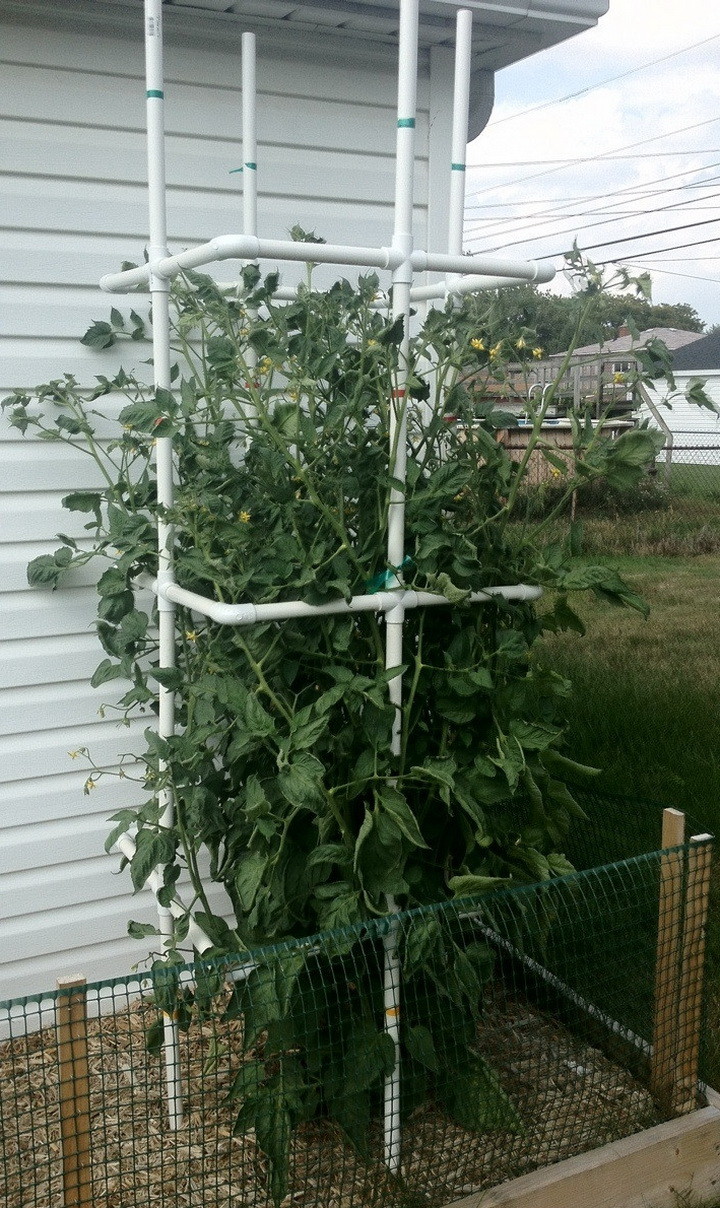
[0, 983, 660, 1208]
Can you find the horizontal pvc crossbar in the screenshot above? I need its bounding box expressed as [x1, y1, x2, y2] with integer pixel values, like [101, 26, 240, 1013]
[155, 580, 542, 626]
[411, 264, 555, 302]
[213, 269, 555, 305]
[100, 236, 403, 291]
[100, 234, 556, 293]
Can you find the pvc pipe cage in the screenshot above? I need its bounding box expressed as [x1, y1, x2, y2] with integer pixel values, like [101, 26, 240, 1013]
[106, 0, 557, 1163]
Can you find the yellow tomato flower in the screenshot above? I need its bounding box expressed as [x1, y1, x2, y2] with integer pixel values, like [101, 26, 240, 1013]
[185, 630, 199, 642]
[84, 777, 97, 792]
[258, 357, 273, 374]
[239, 510, 251, 523]
[470, 338, 485, 351]
[68, 750, 80, 760]
[613, 371, 626, 384]
[489, 342, 503, 360]
[515, 336, 526, 350]
[532, 347, 543, 359]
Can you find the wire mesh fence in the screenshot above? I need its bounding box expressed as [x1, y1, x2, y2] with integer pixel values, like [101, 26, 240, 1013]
[658, 434, 720, 501]
[0, 791, 713, 1208]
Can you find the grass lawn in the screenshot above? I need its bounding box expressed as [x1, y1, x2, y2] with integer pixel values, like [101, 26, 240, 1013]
[537, 553, 720, 830]
[669, 461, 720, 499]
[536, 552, 720, 1087]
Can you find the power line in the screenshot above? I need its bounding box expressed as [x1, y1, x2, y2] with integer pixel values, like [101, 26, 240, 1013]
[485, 32, 720, 129]
[611, 262, 720, 284]
[467, 116, 720, 196]
[464, 166, 720, 211]
[464, 188, 720, 254]
[536, 216, 720, 261]
[614, 234, 720, 259]
[466, 150, 720, 169]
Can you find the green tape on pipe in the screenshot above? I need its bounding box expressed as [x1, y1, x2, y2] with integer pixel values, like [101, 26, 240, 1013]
[245, 162, 257, 170]
[397, 118, 415, 128]
[229, 167, 243, 174]
[366, 556, 414, 594]
[451, 163, 466, 171]
[146, 89, 164, 99]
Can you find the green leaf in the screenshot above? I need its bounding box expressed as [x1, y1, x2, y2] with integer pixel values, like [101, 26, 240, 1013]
[145, 1018, 164, 1056]
[90, 659, 127, 688]
[128, 920, 160, 939]
[344, 1020, 396, 1093]
[130, 828, 175, 892]
[278, 752, 325, 809]
[405, 1024, 439, 1071]
[62, 491, 103, 521]
[81, 321, 115, 349]
[441, 1054, 523, 1132]
[540, 749, 601, 780]
[448, 874, 508, 897]
[375, 783, 429, 849]
[27, 554, 65, 589]
[235, 851, 268, 912]
[256, 1089, 292, 1208]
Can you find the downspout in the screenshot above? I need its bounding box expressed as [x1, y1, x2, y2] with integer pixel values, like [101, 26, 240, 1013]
[638, 381, 673, 485]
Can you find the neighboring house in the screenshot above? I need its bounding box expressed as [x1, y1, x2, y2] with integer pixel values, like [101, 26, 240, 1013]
[541, 325, 705, 420]
[0, 0, 609, 998]
[638, 329, 720, 467]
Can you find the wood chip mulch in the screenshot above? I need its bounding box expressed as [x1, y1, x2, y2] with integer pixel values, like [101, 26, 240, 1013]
[0, 983, 660, 1208]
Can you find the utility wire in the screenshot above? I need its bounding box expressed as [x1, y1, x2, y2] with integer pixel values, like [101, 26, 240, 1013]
[610, 262, 720, 284]
[467, 116, 720, 196]
[464, 165, 720, 210]
[485, 32, 720, 129]
[463, 165, 720, 216]
[464, 188, 720, 253]
[532, 216, 720, 261]
[466, 150, 720, 168]
[610, 233, 720, 260]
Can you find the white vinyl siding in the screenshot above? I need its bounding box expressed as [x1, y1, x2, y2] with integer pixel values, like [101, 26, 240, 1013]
[640, 373, 720, 464]
[0, 5, 440, 999]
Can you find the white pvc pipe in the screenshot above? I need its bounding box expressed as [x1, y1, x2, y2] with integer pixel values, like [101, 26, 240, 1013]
[100, 236, 402, 292]
[154, 580, 541, 626]
[382, 903, 402, 1173]
[144, 0, 183, 1131]
[447, 10, 472, 261]
[410, 265, 555, 303]
[101, 242, 553, 295]
[411, 249, 551, 280]
[382, 0, 421, 1175]
[117, 836, 215, 954]
[240, 33, 259, 418]
[241, 34, 257, 239]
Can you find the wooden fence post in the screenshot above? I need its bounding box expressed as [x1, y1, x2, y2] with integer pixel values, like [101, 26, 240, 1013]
[675, 834, 714, 1114]
[56, 975, 92, 1208]
[650, 808, 685, 1112]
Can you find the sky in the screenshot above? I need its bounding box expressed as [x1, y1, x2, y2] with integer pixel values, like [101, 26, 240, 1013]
[464, 0, 720, 328]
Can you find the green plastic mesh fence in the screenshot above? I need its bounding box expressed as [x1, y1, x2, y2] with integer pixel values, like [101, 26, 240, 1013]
[1, 804, 715, 1208]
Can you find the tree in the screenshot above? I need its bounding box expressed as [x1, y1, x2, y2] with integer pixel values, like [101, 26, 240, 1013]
[477, 285, 704, 356]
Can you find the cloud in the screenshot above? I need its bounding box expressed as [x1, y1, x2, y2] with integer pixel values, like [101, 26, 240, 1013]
[464, 0, 720, 324]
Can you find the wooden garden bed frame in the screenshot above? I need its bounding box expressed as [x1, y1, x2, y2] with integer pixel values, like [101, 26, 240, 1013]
[447, 1087, 720, 1208]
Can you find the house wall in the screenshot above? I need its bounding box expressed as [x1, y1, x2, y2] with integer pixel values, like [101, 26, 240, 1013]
[0, 2, 444, 999]
[639, 374, 720, 466]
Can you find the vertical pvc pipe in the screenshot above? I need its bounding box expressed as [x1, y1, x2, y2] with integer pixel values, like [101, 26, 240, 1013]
[145, 0, 183, 1131]
[382, 0, 420, 1177]
[241, 32, 258, 424]
[447, 10, 472, 261]
[242, 33, 258, 238]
